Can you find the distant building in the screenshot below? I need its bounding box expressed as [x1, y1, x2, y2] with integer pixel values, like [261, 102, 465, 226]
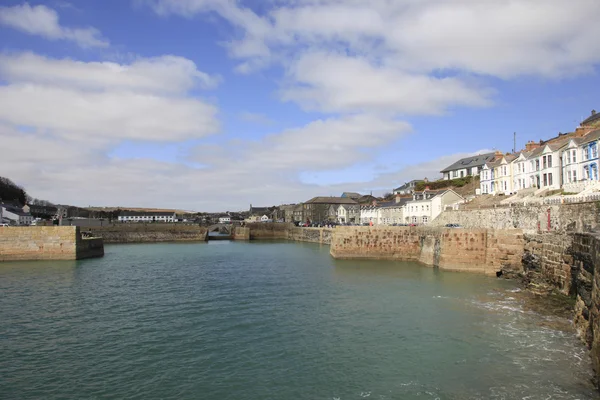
[302, 197, 358, 223]
[218, 215, 231, 224]
[1, 204, 33, 225]
[403, 189, 464, 225]
[440, 152, 497, 180]
[341, 192, 361, 200]
[118, 211, 176, 223]
[393, 180, 421, 195]
[335, 203, 360, 224]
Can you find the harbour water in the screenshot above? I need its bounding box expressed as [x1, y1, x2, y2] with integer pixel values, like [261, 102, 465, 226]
[0, 241, 597, 399]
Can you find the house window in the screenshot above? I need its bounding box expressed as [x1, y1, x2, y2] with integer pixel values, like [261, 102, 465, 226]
[567, 152, 571, 164]
[535, 160, 540, 171]
[543, 174, 548, 186]
[452, 171, 458, 178]
[572, 150, 577, 163]
[585, 166, 590, 180]
[504, 181, 507, 191]
[593, 145, 598, 159]
[548, 173, 553, 186]
[422, 216, 428, 224]
[567, 171, 572, 182]
[542, 156, 547, 169]
[503, 166, 507, 176]
[573, 170, 577, 181]
[548, 155, 552, 168]
[412, 216, 417, 224]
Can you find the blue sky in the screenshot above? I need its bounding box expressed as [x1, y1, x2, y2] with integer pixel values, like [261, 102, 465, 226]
[0, 0, 599, 211]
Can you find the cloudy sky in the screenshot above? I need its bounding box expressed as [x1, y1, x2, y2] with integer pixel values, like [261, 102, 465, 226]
[0, 0, 599, 211]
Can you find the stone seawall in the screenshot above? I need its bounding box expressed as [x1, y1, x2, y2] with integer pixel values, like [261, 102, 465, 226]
[432, 202, 600, 233]
[246, 223, 292, 240]
[0, 226, 104, 261]
[520, 232, 600, 390]
[288, 227, 332, 244]
[329, 226, 523, 275]
[91, 224, 208, 244]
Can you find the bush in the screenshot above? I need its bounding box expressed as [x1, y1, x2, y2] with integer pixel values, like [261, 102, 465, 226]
[414, 175, 476, 191]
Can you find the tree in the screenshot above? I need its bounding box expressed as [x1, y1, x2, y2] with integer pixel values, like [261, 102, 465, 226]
[0, 176, 27, 205]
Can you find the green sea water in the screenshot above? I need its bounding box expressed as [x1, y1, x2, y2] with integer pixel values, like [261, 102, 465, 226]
[0, 241, 597, 399]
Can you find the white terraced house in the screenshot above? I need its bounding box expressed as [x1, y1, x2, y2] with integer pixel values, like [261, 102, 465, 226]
[480, 152, 515, 195]
[512, 152, 532, 192]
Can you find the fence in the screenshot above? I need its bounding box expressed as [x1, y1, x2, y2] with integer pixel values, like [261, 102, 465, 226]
[544, 193, 600, 205]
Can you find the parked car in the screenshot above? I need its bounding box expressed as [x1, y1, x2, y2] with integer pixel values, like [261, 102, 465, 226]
[445, 223, 462, 228]
[1, 223, 10, 227]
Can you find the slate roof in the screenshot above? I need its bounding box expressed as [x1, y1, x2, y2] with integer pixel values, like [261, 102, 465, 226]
[305, 197, 358, 205]
[341, 192, 361, 199]
[249, 206, 271, 215]
[580, 129, 600, 144]
[393, 180, 420, 191]
[440, 152, 497, 173]
[0, 204, 32, 217]
[582, 111, 600, 126]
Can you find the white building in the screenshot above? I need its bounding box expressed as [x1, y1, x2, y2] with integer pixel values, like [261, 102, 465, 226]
[360, 205, 381, 225]
[511, 152, 532, 192]
[403, 189, 464, 225]
[260, 215, 271, 222]
[118, 211, 176, 223]
[526, 143, 562, 191]
[0, 204, 34, 225]
[219, 216, 231, 224]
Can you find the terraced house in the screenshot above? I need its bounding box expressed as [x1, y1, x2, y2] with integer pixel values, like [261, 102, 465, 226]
[440, 152, 496, 180]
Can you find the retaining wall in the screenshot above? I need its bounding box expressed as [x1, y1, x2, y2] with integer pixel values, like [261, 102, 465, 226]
[329, 226, 523, 275]
[432, 202, 600, 233]
[91, 224, 208, 243]
[0, 226, 104, 261]
[288, 227, 332, 244]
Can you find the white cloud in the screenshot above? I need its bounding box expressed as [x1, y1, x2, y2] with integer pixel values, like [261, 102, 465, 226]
[0, 3, 109, 48]
[0, 53, 220, 93]
[281, 51, 491, 115]
[0, 53, 220, 142]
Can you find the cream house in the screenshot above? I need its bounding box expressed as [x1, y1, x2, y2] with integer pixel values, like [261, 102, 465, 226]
[403, 189, 464, 225]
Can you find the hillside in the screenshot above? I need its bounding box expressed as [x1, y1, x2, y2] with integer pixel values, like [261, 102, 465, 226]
[0, 176, 27, 205]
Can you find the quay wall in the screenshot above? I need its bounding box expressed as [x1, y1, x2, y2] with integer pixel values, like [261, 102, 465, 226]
[0, 226, 104, 261]
[521, 232, 600, 390]
[329, 226, 523, 275]
[431, 202, 600, 234]
[288, 227, 332, 244]
[91, 224, 208, 243]
[246, 222, 291, 240]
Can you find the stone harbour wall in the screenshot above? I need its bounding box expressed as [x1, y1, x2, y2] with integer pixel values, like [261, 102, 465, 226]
[246, 223, 292, 240]
[0, 226, 104, 261]
[91, 224, 208, 243]
[329, 226, 523, 275]
[432, 202, 600, 234]
[288, 227, 332, 244]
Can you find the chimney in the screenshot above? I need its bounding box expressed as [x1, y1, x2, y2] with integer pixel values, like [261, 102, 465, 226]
[494, 150, 503, 159]
[524, 140, 538, 151]
[592, 110, 597, 116]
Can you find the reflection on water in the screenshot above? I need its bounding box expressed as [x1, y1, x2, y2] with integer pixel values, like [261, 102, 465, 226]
[0, 241, 596, 400]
